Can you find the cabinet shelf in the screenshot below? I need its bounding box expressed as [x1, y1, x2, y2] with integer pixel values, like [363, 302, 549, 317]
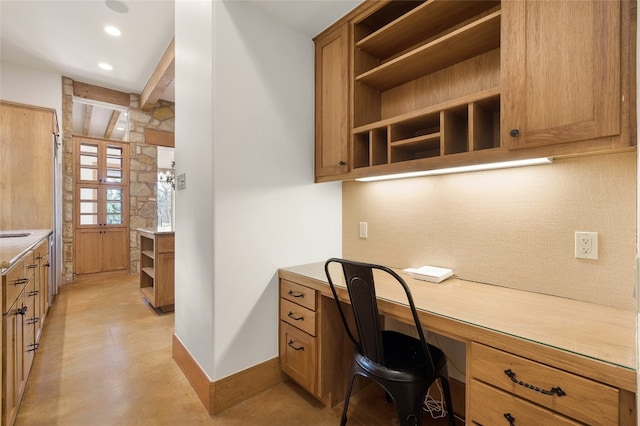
[356, 10, 501, 91]
[357, 0, 500, 60]
[141, 266, 155, 279]
[141, 250, 155, 260]
[353, 90, 500, 169]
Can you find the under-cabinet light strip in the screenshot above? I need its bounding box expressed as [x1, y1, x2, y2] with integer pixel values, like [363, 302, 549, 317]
[355, 158, 553, 182]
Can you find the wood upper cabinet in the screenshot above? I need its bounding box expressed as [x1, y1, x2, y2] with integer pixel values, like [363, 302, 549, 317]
[502, 0, 623, 150]
[314, 23, 350, 181]
[0, 102, 56, 230]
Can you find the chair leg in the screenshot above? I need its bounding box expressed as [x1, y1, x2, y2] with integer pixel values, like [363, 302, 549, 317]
[439, 377, 456, 426]
[389, 385, 425, 426]
[340, 374, 357, 426]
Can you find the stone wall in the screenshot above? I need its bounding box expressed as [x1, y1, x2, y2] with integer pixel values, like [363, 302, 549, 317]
[128, 95, 175, 274]
[60, 78, 175, 281]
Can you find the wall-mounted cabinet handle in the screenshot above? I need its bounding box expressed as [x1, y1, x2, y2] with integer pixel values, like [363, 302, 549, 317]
[509, 129, 520, 137]
[287, 290, 304, 298]
[287, 340, 304, 351]
[287, 312, 304, 321]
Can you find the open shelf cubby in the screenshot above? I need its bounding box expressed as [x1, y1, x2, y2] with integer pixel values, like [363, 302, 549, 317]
[352, 92, 500, 169]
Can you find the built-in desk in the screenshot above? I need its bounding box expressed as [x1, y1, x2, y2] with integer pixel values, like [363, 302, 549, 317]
[278, 262, 636, 425]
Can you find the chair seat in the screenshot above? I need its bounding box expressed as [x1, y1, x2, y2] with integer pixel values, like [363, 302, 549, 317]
[354, 330, 448, 383]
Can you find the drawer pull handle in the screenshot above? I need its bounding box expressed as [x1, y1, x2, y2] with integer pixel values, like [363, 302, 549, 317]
[287, 312, 304, 321]
[503, 413, 516, 425]
[287, 290, 305, 298]
[504, 369, 567, 397]
[14, 278, 29, 285]
[287, 340, 304, 351]
[26, 343, 40, 352]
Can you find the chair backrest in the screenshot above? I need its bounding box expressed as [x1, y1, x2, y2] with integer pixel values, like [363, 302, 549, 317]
[325, 258, 433, 368]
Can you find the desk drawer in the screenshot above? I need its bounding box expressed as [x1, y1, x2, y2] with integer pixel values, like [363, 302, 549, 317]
[280, 321, 317, 394]
[469, 379, 580, 425]
[281, 279, 316, 311]
[280, 298, 316, 337]
[469, 343, 618, 425]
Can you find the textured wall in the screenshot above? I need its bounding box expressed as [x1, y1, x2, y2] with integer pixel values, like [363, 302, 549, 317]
[343, 151, 636, 309]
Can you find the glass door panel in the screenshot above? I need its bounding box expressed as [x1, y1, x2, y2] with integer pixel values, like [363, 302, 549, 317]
[78, 187, 98, 225]
[106, 188, 124, 225]
[79, 142, 100, 182]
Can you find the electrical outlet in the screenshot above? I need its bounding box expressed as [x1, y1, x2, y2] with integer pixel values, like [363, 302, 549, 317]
[575, 231, 598, 260]
[359, 222, 368, 239]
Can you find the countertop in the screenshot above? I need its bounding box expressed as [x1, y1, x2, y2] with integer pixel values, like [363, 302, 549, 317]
[137, 227, 174, 235]
[0, 229, 52, 271]
[280, 261, 637, 391]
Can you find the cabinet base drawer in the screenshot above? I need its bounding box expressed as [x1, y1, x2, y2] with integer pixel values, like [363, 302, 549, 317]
[469, 380, 580, 426]
[469, 343, 618, 425]
[280, 298, 316, 336]
[279, 321, 317, 395]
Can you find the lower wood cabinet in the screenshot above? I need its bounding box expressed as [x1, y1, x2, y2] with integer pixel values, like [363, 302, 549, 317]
[468, 343, 619, 425]
[75, 227, 128, 275]
[2, 238, 50, 426]
[278, 278, 353, 407]
[139, 230, 175, 312]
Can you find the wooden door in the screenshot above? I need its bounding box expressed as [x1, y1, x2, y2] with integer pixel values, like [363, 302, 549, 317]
[315, 24, 350, 179]
[74, 137, 129, 274]
[502, 0, 621, 149]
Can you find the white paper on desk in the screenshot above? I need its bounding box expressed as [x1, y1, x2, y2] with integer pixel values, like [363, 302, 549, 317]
[403, 265, 453, 283]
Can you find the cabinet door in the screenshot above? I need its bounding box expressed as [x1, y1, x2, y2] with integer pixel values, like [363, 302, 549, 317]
[101, 228, 128, 272]
[315, 24, 350, 180]
[74, 229, 102, 274]
[3, 302, 23, 426]
[502, 0, 621, 149]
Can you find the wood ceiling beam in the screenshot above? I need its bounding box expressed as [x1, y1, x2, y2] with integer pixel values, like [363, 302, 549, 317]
[104, 110, 122, 139]
[73, 81, 130, 107]
[82, 104, 93, 136]
[140, 38, 175, 111]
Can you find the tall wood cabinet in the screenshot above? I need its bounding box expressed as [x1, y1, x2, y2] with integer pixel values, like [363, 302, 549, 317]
[0, 102, 57, 229]
[73, 137, 129, 275]
[314, 0, 634, 182]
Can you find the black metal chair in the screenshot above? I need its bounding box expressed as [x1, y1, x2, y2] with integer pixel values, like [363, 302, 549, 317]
[325, 258, 455, 426]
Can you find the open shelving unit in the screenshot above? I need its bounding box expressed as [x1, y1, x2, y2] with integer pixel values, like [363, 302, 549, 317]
[351, 0, 502, 174]
[139, 229, 175, 312]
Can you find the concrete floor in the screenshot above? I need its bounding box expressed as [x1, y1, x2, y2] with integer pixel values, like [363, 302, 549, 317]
[15, 272, 456, 425]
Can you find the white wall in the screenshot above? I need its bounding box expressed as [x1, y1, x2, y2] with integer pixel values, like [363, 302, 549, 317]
[174, 1, 342, 380]
[0, 61, 62, 115]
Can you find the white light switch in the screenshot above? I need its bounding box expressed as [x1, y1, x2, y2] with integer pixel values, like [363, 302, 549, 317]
[359, 222, 368, 239]
[176, 173, 186, 190]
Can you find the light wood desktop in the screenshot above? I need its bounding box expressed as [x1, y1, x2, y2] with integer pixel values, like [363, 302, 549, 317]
[278, 262, 636, 425]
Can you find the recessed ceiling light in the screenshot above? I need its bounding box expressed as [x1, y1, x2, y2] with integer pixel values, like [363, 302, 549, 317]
[98, 62, 113, 71]
[105, 0, 128, 14]
[104, 25, 121, 36]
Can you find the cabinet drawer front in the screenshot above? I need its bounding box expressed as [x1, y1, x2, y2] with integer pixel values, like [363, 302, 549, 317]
[470, 343, 618, 425]
[3, 259, 28, 313]
[23, 249, 37, 279]
[280, 299, 316, 336]
[156, 235, 174, 253]
[279, 321, 317, 395]
[469, 380, 581, 426]
[281, 280, 316, 311]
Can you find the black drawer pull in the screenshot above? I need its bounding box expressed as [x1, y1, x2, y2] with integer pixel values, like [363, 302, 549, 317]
[26, 343, 40, 352]
[17, 306, 28, 316]
[27, 290, 39, 297]
[287, 340, 304, 351]
[504, 413, 515, 425]
[13, 278, 29, 285]
[504, 369, 566, 397]
[287, 290, 305, 298]
[287, 312, 304, 321]
[26, 317, 40, 325]
[27, 264, 38, 269]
